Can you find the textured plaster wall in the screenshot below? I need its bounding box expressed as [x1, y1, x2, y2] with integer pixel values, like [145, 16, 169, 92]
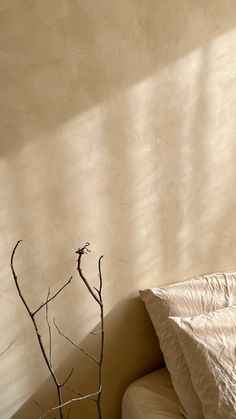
[1, 1, 236, 418]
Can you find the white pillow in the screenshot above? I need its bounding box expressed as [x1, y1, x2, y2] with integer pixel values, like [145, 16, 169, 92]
[170, 305, 236, 419]
[140, 272, 236, 419]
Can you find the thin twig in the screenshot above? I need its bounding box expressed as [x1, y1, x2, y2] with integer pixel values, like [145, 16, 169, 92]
[33, 399, 56, 419]
[53, 318, 99, 364]
[38, 387, 102, 419]
[33, 277, 73, 316]
[10, 241, 32, 320]
[65, 386, 83, 398]
[0, 336, 19, 357]
[60, 368, 74, 388]
[98, 256, 103, 295]
[11, 241, 64, 419]
[90, 330, 104, 335]
[65, 386, 95, 403]
[76, 244, 104, 419]
[11, 241, 104, 419]
[45, 289, 52, 367]
[75, 243, 101, 305]
[96, 255, 104, 419]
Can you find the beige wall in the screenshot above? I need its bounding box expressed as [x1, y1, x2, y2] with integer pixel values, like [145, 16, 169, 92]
[1, 1, 236, 418]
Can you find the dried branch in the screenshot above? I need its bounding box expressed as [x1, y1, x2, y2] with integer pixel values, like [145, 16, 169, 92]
[33, 277, 73, 316]
[38, 387, 102, 419]
[90, 330, 104, 336]
[45, 289, 52, 367]
[65, 386, 83, 398]
[10, 241, 33, 320]
[75, 245, 104, 419]
[11, 242, 57, 384]
[33, 399, 56, 419]
[53, 318, 99, 365]
[75, 243, 101, 305]
[98, 256, 103, 295]
[0, 336, 19, 357]
[60, 368, 74, 388]
[10, 241, 72, 419]
[11, 241, 104, 419]
[95, 256, 104, 419]
[65, 386, 95, 403]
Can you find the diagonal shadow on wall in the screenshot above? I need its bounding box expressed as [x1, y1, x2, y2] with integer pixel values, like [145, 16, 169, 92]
[10, 297, 162, 419]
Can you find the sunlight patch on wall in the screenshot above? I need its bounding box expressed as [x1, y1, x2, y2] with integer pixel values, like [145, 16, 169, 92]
[1, 14, 236, 416]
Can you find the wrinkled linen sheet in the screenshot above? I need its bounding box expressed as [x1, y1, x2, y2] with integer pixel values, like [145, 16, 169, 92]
[122, 367, 183, 419]
[170, 305, 236, 419]
[140, 271, 236, 418]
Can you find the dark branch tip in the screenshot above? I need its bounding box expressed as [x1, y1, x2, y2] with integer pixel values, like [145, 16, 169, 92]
[75, 242, 91, 256]
[11, 240, 23, 265]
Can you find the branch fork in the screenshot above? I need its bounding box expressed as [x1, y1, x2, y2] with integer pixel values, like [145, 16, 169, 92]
[10, 240, 104, 419]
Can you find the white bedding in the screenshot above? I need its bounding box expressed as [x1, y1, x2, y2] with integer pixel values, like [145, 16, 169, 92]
[140, 272, 236, 419]
[122, 367, 183, 419]
[170, 306, 236, 419]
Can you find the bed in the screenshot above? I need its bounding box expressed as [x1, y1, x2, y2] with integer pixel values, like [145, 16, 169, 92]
[122, 367, 183, 419]
[123, 273, 236, 419]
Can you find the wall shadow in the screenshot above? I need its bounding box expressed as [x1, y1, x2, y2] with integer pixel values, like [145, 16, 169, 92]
[1, 2, 236, 418]
[11, 297, 162, 419]
[0, 0, 236, 158]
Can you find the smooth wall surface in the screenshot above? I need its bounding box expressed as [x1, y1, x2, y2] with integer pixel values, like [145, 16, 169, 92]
[1, 1, 236, 418]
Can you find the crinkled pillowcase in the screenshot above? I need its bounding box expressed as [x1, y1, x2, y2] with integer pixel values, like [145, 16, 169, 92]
[139, 272, 236, 419]
[170, 305, 236, 419]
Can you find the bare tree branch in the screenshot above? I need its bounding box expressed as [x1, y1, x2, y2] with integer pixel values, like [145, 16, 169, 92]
[11, 241, 104, 419]
[11, 241, 63, 419]
[53, 318, 99, 365]
[38, 387, 102, 419]
[75, 243, 101, 305]
[60, 368, 74, 388]
[33, 399, 56, 419]
[65, 386, 95, 403]
[10, 241, 32, 320]
[95, 255, 104, 419]
[0, 336, 19, 357]
[98, 256, 103, 295]
[90, 330, 104, 336]
[45, 289, 52, 367]
[75, 245, 104, 419]
[33, 277, 73, 316]
[64, 386, 83, 398]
